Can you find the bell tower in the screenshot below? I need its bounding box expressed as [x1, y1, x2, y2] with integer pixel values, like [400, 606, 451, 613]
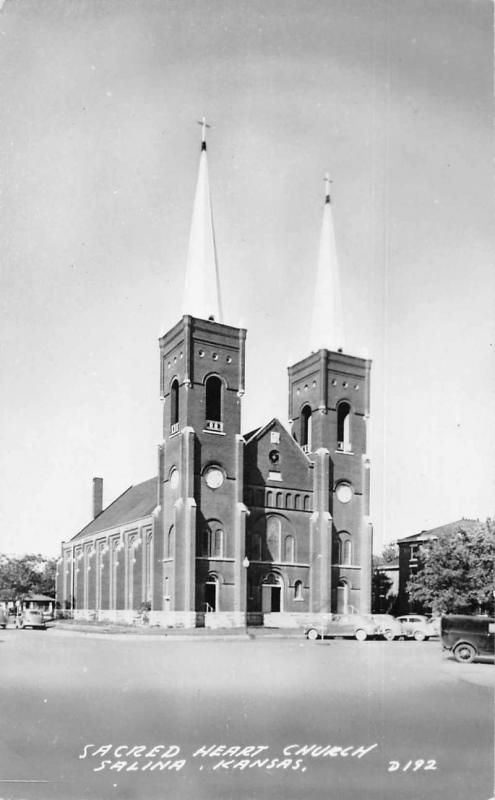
[155, 120, 248, 628]
[287, 177, 372, 614]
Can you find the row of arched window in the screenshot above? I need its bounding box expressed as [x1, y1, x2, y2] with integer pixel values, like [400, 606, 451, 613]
[169, 375, 222, 431]
[299, 400, 351, 451]
[246, 487, 312, 512]
[165, 522, 353, 565]
[249, 531, 296, 563]
[165, 522, 229, 560]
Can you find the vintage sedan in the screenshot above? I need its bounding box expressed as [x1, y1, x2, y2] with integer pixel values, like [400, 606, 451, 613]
[372, 614, 402, 641]
[396, 614, 433, 641]
[305, 614, 379, 641]
[15, 609, 46, 630]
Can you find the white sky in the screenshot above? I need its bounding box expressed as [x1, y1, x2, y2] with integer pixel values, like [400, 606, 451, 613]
[0, 0, 493, 557]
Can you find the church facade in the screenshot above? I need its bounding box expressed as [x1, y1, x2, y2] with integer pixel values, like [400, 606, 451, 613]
[56, 128, 373, 628]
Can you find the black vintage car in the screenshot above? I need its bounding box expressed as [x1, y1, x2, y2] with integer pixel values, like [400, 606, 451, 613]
[441, 614, 494, 663]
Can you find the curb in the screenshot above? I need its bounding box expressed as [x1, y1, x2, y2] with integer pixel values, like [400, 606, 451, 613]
[46, 625, 304, 642]
[47, 628, 253, 642]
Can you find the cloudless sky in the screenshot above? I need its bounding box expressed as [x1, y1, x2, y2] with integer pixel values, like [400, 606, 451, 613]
[1, 0, 493, 557]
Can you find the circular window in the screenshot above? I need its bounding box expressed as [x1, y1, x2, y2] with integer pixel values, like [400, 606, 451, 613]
[204, 466, 224, 489]
[335, 482, 353, 504]
[169, 468, 179, 490]
[269, 449, 280, 464]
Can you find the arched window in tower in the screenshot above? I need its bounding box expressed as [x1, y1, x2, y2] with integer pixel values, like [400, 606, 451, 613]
[170, 379, 179, 434]
[338, 533, 352, 565]
[300, 405, 312, 453]
[337, 401, 351, 452]
[294, 580, 303, 601]
[205, 376, 223, 432]
[166, 526, 174, 560]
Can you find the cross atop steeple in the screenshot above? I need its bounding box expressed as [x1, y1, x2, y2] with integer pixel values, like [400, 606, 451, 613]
[180, 119, 223, 323]
[324, 172, 332, 204]
[197, 116, 211, 150]
[308, 176, 344, 352]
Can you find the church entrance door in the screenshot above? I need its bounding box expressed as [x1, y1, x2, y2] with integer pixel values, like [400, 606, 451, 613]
[205, 576, 218, 612]
[337, 579, 349, 614]
[261, 573, 283, 613]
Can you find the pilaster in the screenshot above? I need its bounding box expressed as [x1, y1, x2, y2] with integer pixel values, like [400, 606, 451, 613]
[233, 435, 248, 615]
[309, 448, 332, 613]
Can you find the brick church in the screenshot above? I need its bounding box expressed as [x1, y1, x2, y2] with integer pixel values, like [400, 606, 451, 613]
[56, 125, 373, 628]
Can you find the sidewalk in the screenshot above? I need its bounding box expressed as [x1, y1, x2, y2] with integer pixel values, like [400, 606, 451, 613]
[49, 621, 304, 641]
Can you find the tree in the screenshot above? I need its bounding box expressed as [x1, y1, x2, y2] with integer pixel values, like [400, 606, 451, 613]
[407, 520, 494, 614]
[373, 543, 399, 567]
[372, 569, 394, 613]
[0, 554, 57, 603]
[372, 543, 399, 613]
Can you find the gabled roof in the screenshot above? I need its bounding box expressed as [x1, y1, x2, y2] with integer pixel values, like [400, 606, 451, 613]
[244, 417, 310, 461]
[243, 418, 277, 445]
[71, 477, 157, 542]
[242, 425, 263, 443]
[397, 518, 482, 545]
[26, 594, 55, 602]
[244, 417, 313, 468]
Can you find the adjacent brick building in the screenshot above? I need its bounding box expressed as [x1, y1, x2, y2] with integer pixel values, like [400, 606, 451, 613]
[396, 518, 483, 614]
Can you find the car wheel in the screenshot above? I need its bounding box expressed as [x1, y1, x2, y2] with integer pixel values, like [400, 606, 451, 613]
[454, 643, 476, 663]
[413, 630, 426, 641]
[355, 629, 367, 641]
[382, 629, 395, 641]
[306, 628, 320, 641]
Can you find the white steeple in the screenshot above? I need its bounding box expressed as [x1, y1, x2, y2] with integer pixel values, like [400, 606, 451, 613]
[309, 175, 345, 352]
[181, 117, 223, 323]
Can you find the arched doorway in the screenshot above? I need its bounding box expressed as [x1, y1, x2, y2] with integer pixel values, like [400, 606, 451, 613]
[337, 578, 349, 614]
[262, 572, 283, 613]
[205, 574, 219, 612]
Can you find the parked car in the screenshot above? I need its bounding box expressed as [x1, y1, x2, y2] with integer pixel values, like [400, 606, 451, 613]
[372, 614, 402, 641]
[305, 614, 379, 641]
[441, 614, 495, 663]
[426, 616, 441, 637]
[0, 608, 7, 629]
[15, 609, 46, 630]
[396, 615, 433, 641]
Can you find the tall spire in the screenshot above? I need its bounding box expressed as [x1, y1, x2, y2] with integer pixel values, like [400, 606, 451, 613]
[309, 174, 345, 352]
[181, 117, 223, 323]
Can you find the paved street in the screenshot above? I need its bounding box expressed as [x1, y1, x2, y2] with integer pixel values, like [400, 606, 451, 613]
[0, 628, 492, 800]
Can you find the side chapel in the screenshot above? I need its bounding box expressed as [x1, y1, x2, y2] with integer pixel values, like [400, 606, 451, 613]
[56, 124, 373, 628]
